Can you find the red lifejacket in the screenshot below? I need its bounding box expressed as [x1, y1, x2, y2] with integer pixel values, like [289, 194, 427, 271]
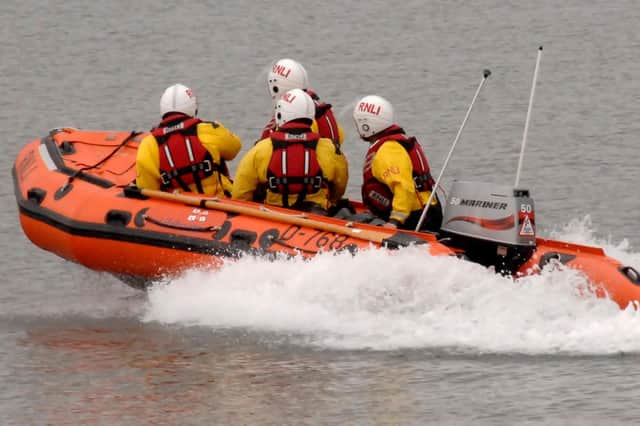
[151, 113, 217, 193]
[260, 90, 341, 149]
[361, 126, 434, 218]
[306, 89, 341, 148]
[267, 122, 326, 208]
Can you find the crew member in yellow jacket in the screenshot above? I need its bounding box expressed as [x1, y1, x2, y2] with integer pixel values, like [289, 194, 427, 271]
[352, 94, 442, 232]
[232, 88, 348, 213]
[136, 83, 241, 196]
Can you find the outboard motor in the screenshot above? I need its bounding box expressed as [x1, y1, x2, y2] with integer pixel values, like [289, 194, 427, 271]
[439, 181, 537, 275]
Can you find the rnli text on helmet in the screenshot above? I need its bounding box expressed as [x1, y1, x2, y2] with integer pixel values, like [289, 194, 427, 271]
[282, 92, 297, 103]
[272, 64, 291, 78]
[358, 102, 382, 116]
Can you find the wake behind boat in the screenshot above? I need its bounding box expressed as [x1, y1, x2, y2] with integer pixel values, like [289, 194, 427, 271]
[12, 127, 640, 309]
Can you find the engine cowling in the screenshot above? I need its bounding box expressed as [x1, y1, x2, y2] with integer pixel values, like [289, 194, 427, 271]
[440, 181, 536, 274]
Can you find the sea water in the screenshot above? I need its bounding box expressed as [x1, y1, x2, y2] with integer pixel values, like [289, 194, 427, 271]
[3, 0, 640, 424]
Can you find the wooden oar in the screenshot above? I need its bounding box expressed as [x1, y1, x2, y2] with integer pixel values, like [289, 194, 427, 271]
[126, 187, 404, 245]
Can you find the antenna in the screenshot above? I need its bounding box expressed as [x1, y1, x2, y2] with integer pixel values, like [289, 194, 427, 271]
[415, 69, 491, 231]
[514, 46, 543, 188]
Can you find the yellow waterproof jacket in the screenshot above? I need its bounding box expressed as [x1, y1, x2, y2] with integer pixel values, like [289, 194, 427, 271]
[232, 134, 348, 210]
[368, 141, 434, 224]
[136, 121, 241, 196]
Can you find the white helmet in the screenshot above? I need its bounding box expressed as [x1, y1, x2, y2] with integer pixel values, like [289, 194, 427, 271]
[352, 95, 394, 139]
[160, 83, 198, 117]
[267, 58, 309, 101]
[274, 89, 315, 127]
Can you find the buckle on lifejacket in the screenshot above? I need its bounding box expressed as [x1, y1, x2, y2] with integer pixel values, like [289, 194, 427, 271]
[202, 159, 213, 173]
[160, 172, 172, 186]
[413, 174, 431, 189]
[313, 175, 323, 190]
[268, 176, 285, 190]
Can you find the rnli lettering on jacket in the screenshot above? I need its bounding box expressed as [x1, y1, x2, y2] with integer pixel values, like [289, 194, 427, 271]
[362, 127, 434, 218]
[151, 113, 217, 193]
[267, 127, 325, 208]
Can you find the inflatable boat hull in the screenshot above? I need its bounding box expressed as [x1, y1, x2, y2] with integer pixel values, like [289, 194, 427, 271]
[13, 128, 640, 307]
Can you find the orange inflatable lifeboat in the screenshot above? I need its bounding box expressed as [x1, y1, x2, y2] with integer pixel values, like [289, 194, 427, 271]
[13, 128, 454, 288]
[12, 128, 640, 308]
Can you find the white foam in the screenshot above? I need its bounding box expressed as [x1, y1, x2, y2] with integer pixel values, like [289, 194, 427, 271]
[548, 215, 640, 269]
[142, 219, 640, 355]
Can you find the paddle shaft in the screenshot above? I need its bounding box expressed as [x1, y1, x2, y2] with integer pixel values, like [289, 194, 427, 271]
[136, 188, 396, 244]
[415, 69, 492, 231]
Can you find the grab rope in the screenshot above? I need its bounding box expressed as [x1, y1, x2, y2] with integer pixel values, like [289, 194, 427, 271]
[143, 214, 220, 232]
[61, 130, 140, 189]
